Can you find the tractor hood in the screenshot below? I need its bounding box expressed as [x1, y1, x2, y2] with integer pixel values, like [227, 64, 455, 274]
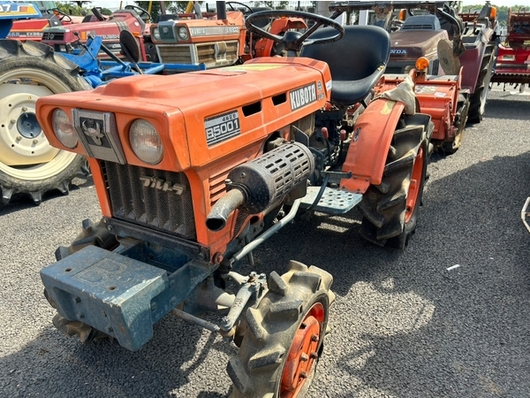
[389, 29, 449, 61]
[35, 57, 332, 171]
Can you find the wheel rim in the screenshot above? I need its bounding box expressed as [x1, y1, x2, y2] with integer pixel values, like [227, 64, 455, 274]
[0, 68, 78, 181]
[404, 145, 424, 224]
[280, 302, 325, 398]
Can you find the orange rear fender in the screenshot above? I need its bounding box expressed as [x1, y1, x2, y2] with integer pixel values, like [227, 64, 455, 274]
[341, 99, 405, 194]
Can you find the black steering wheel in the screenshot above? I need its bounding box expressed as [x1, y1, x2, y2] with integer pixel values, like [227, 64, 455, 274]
[48, 8, 72, 23]
[124, 5, 152, 22]
[226, 2, 254, 15]
[245, 10, 344, 53]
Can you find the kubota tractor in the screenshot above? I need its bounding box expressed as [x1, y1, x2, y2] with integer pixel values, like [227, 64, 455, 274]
[36, 6, 435, 397]
[491, 8, 530, 89]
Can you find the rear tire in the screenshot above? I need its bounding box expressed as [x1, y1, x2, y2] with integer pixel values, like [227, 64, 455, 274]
[359, 113, 431, 249]
[0, 40, 90, 205]
[228, 261, 334, 398]
[467, 43, 496, 124]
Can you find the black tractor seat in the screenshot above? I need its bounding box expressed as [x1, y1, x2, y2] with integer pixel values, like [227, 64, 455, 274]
[301, 25, 390, 106]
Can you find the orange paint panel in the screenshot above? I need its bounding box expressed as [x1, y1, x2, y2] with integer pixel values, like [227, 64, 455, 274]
[87, 158, 112, 218]
[341, 99, 405, 193]
[376, 72, 461, 144]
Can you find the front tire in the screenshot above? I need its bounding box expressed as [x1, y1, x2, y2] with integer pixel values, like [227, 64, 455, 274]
[228, 261, 334, 398]
[359, 113, 431, 249]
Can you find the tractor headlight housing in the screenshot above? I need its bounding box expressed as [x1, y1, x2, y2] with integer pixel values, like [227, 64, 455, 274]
[52, 108, 78, 149]
[152, 27, 160, 41]
[129, 119, 164, 165]
[178, 26, 189, 40]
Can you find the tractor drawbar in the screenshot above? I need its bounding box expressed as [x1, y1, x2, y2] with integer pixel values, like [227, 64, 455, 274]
[206, 141, 314, 231]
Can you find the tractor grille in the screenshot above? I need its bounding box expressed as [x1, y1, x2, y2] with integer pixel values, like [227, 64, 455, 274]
[402, 24, 435, 30]
[157, 41, 239, 68]
[158, 44, 193, 64]
[101, 161, 196, 240]
[42, 31, 64, 41]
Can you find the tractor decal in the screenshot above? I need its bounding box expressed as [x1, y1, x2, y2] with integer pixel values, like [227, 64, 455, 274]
[289, 83, 317, 111]
[205, 111, 241, 145]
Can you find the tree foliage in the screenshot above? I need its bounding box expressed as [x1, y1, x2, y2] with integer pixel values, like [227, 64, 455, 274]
[55, 2, 111, 16]
[55, 2, 86, 16]
[251, 1, 290, 10]
[133, 2, 192, 21]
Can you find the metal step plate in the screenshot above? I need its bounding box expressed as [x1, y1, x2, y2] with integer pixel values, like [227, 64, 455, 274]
[300, 186, 363, 215]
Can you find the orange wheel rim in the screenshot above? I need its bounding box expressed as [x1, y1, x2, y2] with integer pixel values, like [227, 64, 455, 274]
[405, 145, 424, 224]
[280, 302, 325, 398]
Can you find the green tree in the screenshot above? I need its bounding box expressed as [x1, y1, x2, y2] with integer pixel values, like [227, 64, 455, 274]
[133, 2, 191, 21]
[251, 1, 290, 10]
[54, 2, 85, 16]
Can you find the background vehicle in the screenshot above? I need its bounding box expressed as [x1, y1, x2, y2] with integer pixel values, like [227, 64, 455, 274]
[0, 2, 90, 206]
[491, 8, 530, 90]
[329, 1, 485, 154]
[331, 1, 497, 124]
[41, 6, 153, 60]
[36, 6, 433, 397]
[6, 1, 83, 41]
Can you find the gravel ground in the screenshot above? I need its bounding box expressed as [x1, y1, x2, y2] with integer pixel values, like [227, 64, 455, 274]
[1, 89, 529, 398]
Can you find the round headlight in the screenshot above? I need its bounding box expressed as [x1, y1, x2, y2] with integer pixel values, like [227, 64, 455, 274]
[52, 108, 78, 149]
[152, 27, 160, 41]
[178, 26, 189, 40]
[129, 119, 163, 165]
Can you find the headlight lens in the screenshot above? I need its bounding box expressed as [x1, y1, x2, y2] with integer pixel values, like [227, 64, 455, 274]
[52, 108, 78, 149]
[152, 27, 160, 41]
[178, 26, 189, 40]
[129, 119, 163, 164]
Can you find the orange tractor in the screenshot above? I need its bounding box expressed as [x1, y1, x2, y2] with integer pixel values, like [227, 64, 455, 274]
[36, 6, 440, 397]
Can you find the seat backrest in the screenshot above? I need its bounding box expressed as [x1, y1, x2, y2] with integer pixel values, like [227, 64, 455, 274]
[300, 25, 390, 83]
